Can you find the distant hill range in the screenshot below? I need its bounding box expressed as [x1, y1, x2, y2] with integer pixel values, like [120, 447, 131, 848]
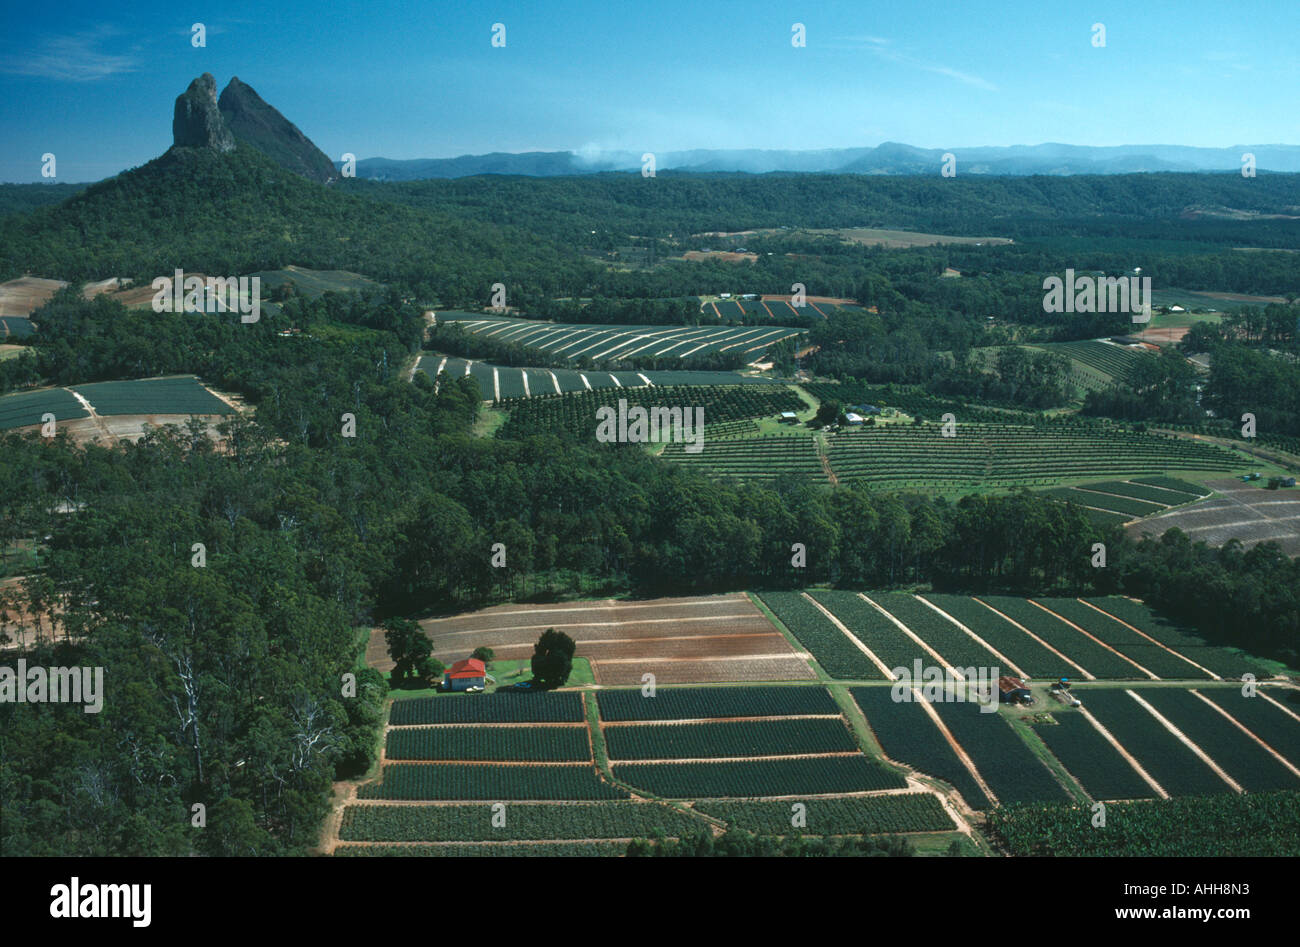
[343, 142, 1300, 180]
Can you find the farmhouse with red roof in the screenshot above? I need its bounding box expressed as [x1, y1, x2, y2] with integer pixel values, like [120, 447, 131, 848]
[442, 657, 487, 692]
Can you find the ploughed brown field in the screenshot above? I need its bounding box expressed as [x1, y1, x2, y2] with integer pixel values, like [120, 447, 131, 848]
[1127, 478, 1300, 557]
[366, 593, 815, 684]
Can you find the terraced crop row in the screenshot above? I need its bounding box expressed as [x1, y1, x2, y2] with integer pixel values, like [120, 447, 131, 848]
[869, 593, 1004, 672]
[1043, 487, 1166, 518]
[1081, 598, 1262, 679]
[804, 590, 924, 671]
[603, 717, 858, 760]
[358, 763, 625, 800]
[340, 802, 703, 841]
[389, 693, 585, 726]
[919, 595, 1077, 679]
[694, 794, 955, 834]
[385, 726, 589, 761]
[595, 684, 839, 721]
[1033, 598, 1210, 679]
[612, 755, 906, 798]
[757, 591, 884, 679]
[662, 434, 827, 482]
[1084, 479, 1202, 505]
[979, 597, 1143, 678]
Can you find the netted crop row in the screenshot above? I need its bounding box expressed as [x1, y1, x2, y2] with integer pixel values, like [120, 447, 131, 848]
[603, 718, 858, 760]
[1083, 479, 1202, 505]
[1033, 598, 1210, 679]
[694, 794, 954, 835]
[979, 597, 1143, 678]
[757, 591, 884, 680]
[339, 802, 704, 841]
[1135, 689, 1300, 792]
[919, 595, 1077, 679]
[1031, 712, 1156, 801]
[851, 686, 991, 809]
[805, 590, 927, 671]
[358, 763, 626, 800]
[0, 387, 87, 430]
[334, 841, 626, 857]
[385, 726, 589, 761]
[498, 384, 803, 440]
[1080, 598, 1262, 679]
[72, 377, 234, 416]
[1043, 487, 1166, 517]
[987, 791, 1300, 856]
[613, 755, 906, 798]
[929, 700, 1072, 805]
[596, 685, 838, 721]
[389, 693, 585, 725]
[1041, 340, 1149, 380]
[1076, 689, 1230, 796]
[1130, 475, 1211, 497]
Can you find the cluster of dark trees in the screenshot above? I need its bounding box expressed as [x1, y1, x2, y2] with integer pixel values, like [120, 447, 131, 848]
[626, 829, 916, 857]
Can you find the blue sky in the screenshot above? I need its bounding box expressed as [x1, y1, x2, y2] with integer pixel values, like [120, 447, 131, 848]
[1, 0, 1296, 181]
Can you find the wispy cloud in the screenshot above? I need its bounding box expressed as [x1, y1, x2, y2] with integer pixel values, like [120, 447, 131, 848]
[1, 28, 138, 81]
[835, 35, 997, 91]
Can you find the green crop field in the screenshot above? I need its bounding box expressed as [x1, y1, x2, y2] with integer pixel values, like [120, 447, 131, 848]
[603, 717, 858, 760]
[1032, 598, 1212, 679]
[662, 433, 828, 482]
[979, 596, 1146, 678]
[595, 685, 839, 721]
[388, 692, 585, 725]
[851, 686, 991, 809]
[919, 595, 1079, 679]
[334, 841, 627, 857]
[988, 791, 1300, 856]
[1133, 689, 1300, 792]
[1081, 598, 1264, 679]
[339, 801, 703, 841]
[869, 593, 1005, 671]
[1031, 712, 1158, 801]
[385, 725, 590, 761]
[1076, 689, 1231, 796]
[497, 384, 803, 440]
[1196, 689, 1300, 768]
[694, 794, 955, 835]
[71, 376, 233, 416]
[804, 590, 926, 671]
[358, 763, 625, 800]
[757, 591, 885, 679]
[929, 700, 1073, 805]
[1031, 340, 1152, 383]
[0, 387, 87, 430]
[613, 755, 906, 798]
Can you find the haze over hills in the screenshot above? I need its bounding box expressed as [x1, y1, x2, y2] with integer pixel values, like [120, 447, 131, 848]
[342, 142, 1300, 180]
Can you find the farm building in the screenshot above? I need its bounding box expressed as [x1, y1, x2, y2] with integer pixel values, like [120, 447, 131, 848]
[779, 411, 798, 424]
[849, 404, 881, 415]
[844, 412, 865, 425]
[443, 658, 487, 691]
[998, 676, 1033, 705]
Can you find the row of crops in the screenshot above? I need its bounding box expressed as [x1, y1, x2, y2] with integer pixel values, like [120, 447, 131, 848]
[335, 841, 627, 857]
[802, 381, 1035, 425]
[611, 756, 907, 798]
[603, 717, 858, 760]
[497, 384, 804, 440]
[389, 692, 585, 725]
[661, 433, 828, 482]
[1034, 340, 1151, 382]
[0, 376, 233, 430]
[595, 684, 839, 720]
[986, 791, 1300, 856]
[0, 387, 86, 429]
[1038, 477, 1209, 521]
[385, 725, 590, 761]
[693, 795, 954, 834]
[757, 591, 884, 679]
[358, 763, 626, 800]
[436, 315, 804, 361]
[340, 802, 703, 841]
